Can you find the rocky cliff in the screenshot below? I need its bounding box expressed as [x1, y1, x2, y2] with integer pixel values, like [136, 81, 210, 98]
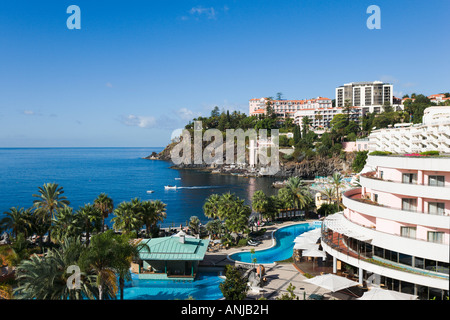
[143, 141, 354, 179]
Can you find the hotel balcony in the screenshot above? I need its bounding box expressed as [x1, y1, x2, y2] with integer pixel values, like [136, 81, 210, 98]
[360, 174, 450, 201]
[320, 220, 449, 291]
[343, 188, 450, 231]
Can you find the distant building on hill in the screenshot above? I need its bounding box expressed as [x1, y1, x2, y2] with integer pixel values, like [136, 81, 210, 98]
[368, 106, 450, 154]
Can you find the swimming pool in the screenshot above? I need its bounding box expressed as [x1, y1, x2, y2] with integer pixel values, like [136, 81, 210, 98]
[123, 272, 224, 300]
[229, 222, 320, 264]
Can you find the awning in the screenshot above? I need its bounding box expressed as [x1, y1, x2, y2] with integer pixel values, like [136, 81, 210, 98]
[324, 213, 372, 241]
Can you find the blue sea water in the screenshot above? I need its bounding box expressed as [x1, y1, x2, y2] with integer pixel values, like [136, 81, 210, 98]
[0, 147, 278, 228]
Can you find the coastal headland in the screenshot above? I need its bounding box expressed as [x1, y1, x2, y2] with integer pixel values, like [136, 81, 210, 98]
[143, 142, 355, 180]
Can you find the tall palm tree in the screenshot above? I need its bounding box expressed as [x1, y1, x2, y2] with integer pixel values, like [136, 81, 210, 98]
[331, 172, 345, 210]
[251, 190, 269, 223]
[75, 204, 101, 246]
[320, 187, 336, 205]
[32, 183, 70, 243]
[79, 231, 119, 300]
[0, 207, 33, 240]
[93, 193, 114, 232]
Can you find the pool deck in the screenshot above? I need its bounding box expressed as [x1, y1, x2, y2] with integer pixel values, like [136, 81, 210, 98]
[200, 219, 357, 300]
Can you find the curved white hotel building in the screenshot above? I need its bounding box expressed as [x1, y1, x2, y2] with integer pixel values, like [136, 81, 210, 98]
[321, 107, 450, 300]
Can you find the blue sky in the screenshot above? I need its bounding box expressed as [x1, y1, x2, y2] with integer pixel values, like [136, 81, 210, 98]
[0, 0, 449, 147]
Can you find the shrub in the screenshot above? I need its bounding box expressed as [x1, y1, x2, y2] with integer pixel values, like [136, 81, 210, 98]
[419, 151, 440, 156]
[369, 151, 392, 156]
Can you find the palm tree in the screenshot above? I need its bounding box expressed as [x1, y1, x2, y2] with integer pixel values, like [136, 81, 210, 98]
[151, 200, 167, 232]
[189, 216, 201, 235]
[75, 204, 102, 246]
[14, 237, 97, 300]
[139, 200, 155, 237]
[205, 219, 223, 239]
[251, 191, 268, 224]
[79, 231, 119, 300]
[331, 172, 345, 210]
[32, 183, 70, 243]
[320, 187, 336, 205]
[285, 177, 312, 210]
[203, 194, 221, 219]
[93, 193, 114, 232]
[0, 207, 33, 240]
[112, 201, 142, 235]
[52, 207, 82, 243]
[277, 187, 295, 210]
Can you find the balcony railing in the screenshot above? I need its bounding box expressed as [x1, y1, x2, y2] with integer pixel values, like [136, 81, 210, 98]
[320, 226, 449, 280]
[343, 188, 450, 230]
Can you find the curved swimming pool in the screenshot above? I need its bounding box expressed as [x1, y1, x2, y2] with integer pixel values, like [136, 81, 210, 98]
[229, 222, 320, 264]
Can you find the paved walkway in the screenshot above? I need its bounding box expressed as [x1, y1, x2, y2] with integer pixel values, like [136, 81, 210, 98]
[200, 219, 357, 300]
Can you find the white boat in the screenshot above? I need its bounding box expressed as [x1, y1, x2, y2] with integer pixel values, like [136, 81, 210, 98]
[175, 178, 181, 180]
[164, 185, 177, 190]
[146, 190, 154, 194]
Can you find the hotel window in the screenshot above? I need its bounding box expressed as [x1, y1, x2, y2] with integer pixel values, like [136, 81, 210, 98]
[400, 226, 416, 239]
[427, 231, 444, 244]
[428, 202, 445, 215]
[428, 175, 445, 186]
[402, 198, 417, 212]
[402, 173, 417, 184]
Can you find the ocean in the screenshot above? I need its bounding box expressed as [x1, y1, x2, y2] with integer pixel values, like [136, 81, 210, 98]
[0, 147, 278, 228]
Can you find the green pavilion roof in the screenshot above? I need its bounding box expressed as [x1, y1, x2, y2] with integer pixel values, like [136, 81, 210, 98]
[138, 236, 210, 261]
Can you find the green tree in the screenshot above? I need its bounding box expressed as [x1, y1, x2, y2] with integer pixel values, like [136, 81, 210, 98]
[331, 172, 345, 210]
[52, 207, 82, 243]
[32, 183, 70, 243]
[79, 231, 119, 300]
[285, 177, 312, 211]
[0, 207, 33, 240]
[203, 194, 221, 219]
[189, 216, 201, 235]
[93, 193, 114, 233]
[219, 265, 249, 300]
[251, 190, 269, 223]
[14, 237, 97, 300]
[352, 150, 368, 173]
[112, 201, 143, 235]
[75, 204, 102, 246]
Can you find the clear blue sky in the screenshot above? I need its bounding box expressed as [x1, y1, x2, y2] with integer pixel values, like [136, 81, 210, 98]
[0, 0, 449, 147]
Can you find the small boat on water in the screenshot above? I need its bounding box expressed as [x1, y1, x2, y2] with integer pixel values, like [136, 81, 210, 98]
[146, 190, 154, 194]
[175, 178, 181, 180]
[164, 185, 177, 190]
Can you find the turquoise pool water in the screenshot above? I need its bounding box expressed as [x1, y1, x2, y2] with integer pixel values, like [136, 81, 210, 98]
[123, 272, 224, 300]
[230, 222, 320, 264]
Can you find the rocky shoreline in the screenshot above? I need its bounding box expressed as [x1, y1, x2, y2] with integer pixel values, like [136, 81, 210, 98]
[143, 144, 354, 180]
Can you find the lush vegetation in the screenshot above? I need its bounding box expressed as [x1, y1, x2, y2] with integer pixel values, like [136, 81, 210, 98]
[219, 265, 249, 300]
[0, 183, 165, 300]
[182, 93, 442, 173]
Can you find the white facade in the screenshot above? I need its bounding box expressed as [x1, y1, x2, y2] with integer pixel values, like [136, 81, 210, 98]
[293, 107, 361, 130]
[368, 107, 450, 154]
[321, 152, 450, 299]
[335, 81, 402, 115]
